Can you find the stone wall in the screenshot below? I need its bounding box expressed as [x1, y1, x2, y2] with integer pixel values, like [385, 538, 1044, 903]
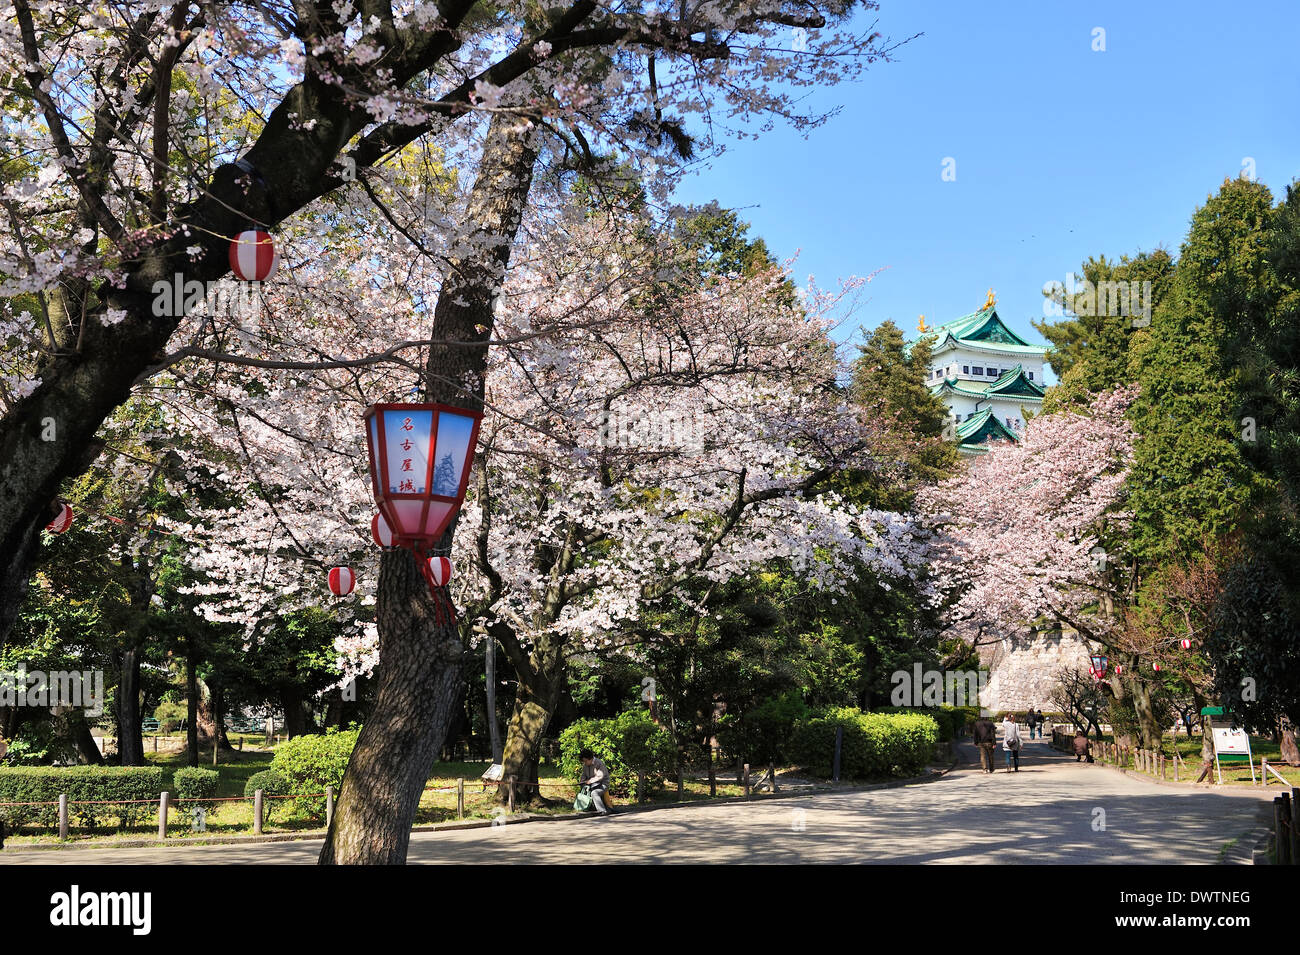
[977, 626, 1093, 713]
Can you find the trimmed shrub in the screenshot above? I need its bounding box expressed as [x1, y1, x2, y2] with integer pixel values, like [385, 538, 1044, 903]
[171, 767, 219, 816]
[0, 766, 165, 829]
[717, 690, 810, 763]
[269, 727, 358, 820]
[244, 769, 285, 822]
[874, 705, 957, 741]
[559, 708, 675, 800]
[789, 708, 938, 779]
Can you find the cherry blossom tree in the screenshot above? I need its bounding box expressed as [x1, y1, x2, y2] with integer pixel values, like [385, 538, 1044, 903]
[920, 388, 1138, 658]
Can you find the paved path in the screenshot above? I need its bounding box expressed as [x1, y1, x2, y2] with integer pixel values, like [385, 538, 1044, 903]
[0, 741, 1273, 864]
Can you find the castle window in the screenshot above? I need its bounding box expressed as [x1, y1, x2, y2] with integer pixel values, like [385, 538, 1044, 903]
[986, 367, 997, 377]
[1028, 371, 1034, 380]
[962, 365, 969, 375]
[972, 367, 983, 376]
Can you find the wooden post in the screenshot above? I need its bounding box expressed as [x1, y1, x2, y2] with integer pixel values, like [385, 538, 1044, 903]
[1174, 755, 1180, 781]
[1291, 787, 1299, 864]
[1274, 797, 1290, 865]
[238, 737, 243, 752]
[769, 762, 778, 794]
[153, 735, 158, 753]
[677, 769, 684, 798]
[457, 778, 465, 819]
[325, 786, 335, 829]
[832, 726, 843, 782]
[253, 789, 264, 836]
[157, 791, 169, 839]
[742, 763, 750, 800]
[638, 771, 646, 803]
[507, 775, 516, 814]
[708, 753, 716, 797]
[58, 793, 69, 840]
[213, 737, 219, 767]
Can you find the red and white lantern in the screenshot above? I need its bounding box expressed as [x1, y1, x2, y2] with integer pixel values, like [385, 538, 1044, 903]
[1114, 664, 1123, 674]
[46, 502, 73, 535]
[1152, 661, 1162, 672]
[371, 513, 395, 548]
[427, 556, 452, 587]
[1180, 638, 1191, 650]
[327, 566, 356, 596]
[229, 230, 278, 282]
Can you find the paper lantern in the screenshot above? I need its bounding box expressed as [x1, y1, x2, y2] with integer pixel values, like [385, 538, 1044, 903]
[427, 556, 452, 587]
[1152, 661, 1162, 672]
[229, 230, 278, 282]
[327, 566, 356, 596]
[371, 513, 395, 548]
[1180, 638, 1191, 650]
[45, 502, 73, 535]
[363, 403, 482, 549]
[1114, 664, 1123, 674]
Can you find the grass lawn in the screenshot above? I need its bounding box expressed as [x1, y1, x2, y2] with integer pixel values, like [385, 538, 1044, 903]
[1090, 731, 1300, 787]
[3, 754, 777, 846]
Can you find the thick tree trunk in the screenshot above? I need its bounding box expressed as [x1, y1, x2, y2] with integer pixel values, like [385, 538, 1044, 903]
[319, 548, 463, 864]
[497, 632, 564, 805]
[115, 644, 145, 766]
[185, 642, 199, 767]
[280, 689, 315, 738]
[1129, 678, 1161, 750]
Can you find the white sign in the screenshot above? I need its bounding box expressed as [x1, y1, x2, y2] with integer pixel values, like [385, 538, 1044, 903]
[1212, 726, 1251, 755]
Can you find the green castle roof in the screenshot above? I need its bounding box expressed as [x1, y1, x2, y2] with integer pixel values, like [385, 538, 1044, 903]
[929, 363, 1045, 401]
[955, 407, 1020, 450]
[918, 305, 1046, 356]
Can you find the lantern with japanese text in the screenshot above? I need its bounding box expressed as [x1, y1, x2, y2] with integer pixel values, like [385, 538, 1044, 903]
[1090, 654, 1108, 679]
[45, 502, 73, 535]
[229, 230, 278, 282]
[328, 566, 356, 596]
[364, 402, 481, 618]
[364, 403, 481, 548]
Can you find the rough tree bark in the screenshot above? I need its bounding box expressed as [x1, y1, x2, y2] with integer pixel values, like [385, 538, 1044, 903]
[114, 643, 145, 766]
[319, 114, 539, 864]
[317, 547, 464, 864]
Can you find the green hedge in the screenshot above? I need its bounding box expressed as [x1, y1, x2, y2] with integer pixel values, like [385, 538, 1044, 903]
[559, 708, 675, 800]
[874, 705, 964, 741]
[789, 708, 938, 779]
[717, 690, 809, 763]
[269, 727, 357, 820]
[244, 769, 285, 822]
[172, 767, 220, 815]
[0, 766, 165, 829]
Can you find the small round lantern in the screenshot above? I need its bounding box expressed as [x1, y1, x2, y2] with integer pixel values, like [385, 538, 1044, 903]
[327, 566, 356, 596]
[1114, 664, 1123, 674]
[1180, 638, 1191, 650]
[46, 502, 73, 535]
[427, 556, 452, 587]
[1152, 661, 1162, 672]
[371, 513, 395, 548]
[229, 230, 278, 282]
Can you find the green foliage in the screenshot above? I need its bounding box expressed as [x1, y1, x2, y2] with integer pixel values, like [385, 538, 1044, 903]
[1034, 249, 1176, 393]
[559, 708, 675, 799]
[171, 767, 220, 815]
[872, 704, 973, 742]
[154, 700, 186, 733]
[851, 320, 959, 490]
[717, 690, 810, 763]
[269, 726, 358, 820]
[0, 766, 165, 829]
[788, 708, 938, 779]
[243, 769, 286, 822]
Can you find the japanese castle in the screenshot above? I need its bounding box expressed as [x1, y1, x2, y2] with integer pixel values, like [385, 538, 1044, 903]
[918, 290, 1048, 454]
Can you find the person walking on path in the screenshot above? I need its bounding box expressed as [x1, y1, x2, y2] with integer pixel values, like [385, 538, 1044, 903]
[973, 715, 997, 773]
[1027, 708, 1040, 739]
[1001, 714, 1022, 772]
[1073, 729, 1092, 762]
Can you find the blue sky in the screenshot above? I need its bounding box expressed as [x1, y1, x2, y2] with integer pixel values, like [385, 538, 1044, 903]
[673, 0, 1300, 366]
